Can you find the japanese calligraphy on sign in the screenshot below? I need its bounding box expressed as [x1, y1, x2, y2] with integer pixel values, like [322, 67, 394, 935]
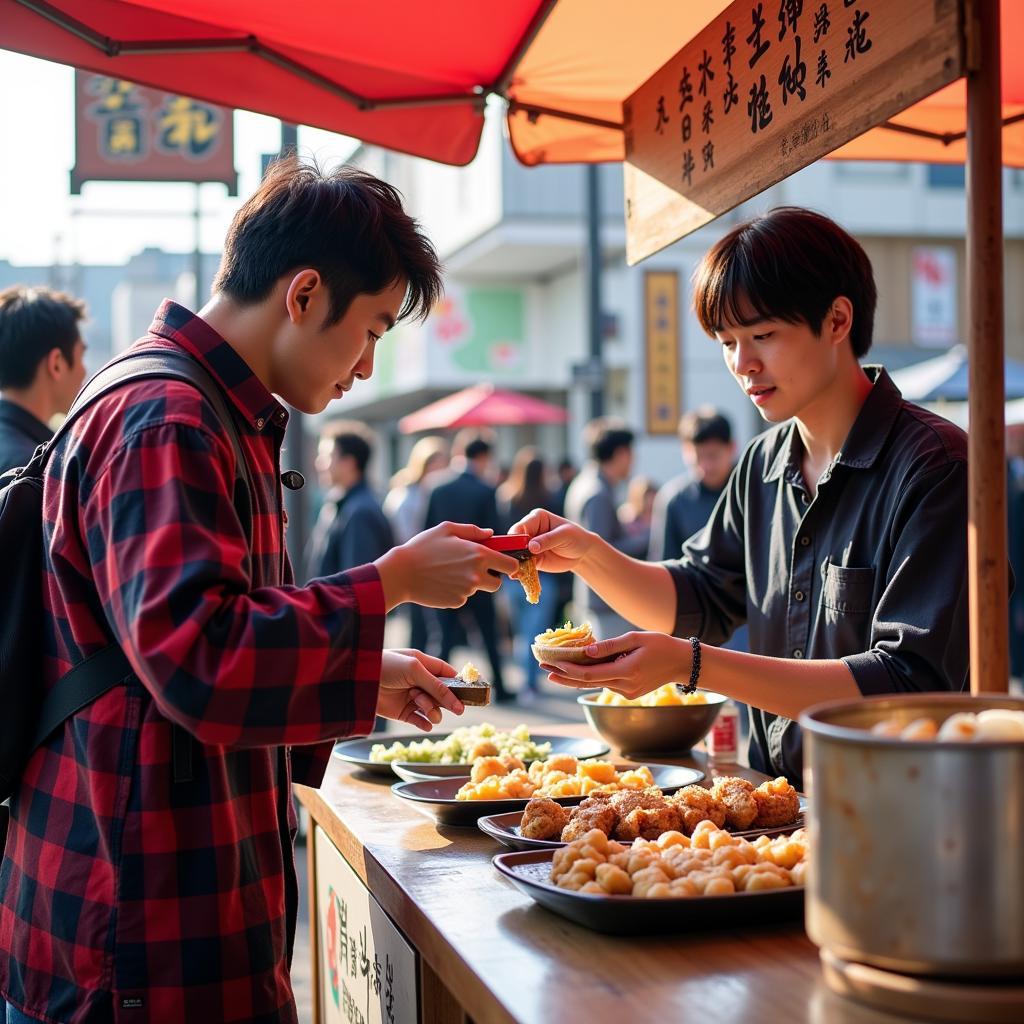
[71, 72, 237, 193]
[645, 272, 681, 435]
[315, 827, 418, 1024]
[622, 0, 962, 264]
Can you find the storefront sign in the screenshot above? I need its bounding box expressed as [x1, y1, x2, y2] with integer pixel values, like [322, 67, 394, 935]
[644, 270, 681, 435]
[912, 245, 958, 347]
[623, 0, 962, 263]
[314, 827, 417, 1024]
[71, 71, 237, 193]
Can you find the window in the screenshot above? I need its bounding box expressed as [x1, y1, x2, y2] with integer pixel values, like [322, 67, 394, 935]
[926, 164, 966, 189]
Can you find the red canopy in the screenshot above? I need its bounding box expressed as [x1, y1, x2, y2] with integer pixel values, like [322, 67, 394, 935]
[398, 384, 568, 433]
[0, 0, 553, 166]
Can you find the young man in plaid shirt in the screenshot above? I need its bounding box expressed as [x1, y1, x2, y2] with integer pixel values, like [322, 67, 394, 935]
[0, 160, 518, 1024]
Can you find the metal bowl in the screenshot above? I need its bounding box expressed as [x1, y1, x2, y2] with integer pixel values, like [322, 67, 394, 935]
[577, 688, 726, 756]
[801, 692, 1024, 977]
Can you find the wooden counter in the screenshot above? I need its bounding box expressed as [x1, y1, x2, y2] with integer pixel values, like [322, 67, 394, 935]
[295, 724, 903, 1024]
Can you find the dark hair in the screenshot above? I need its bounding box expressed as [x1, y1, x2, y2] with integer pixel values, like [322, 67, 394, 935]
[213, 158, 443, 327]
[501, 446, 550, 512]
[584, 417, 634, 463]
[0, 285, 86, 389]
[692, 207, 878, 358]
[453, 428, 494, 461]
[680, 407, 732, 445]
[323, 421, 374, 475]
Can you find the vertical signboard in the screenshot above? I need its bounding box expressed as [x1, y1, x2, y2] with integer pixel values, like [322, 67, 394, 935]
[912, 245, 958, 347]
[624, 0, 962, 263]
[645, 270, 681, 435]
[72, 71, 237, 193]
[314, 827, 418, 1024]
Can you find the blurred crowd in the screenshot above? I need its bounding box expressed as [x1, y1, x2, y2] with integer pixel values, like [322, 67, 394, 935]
[302, 407, 747, 706]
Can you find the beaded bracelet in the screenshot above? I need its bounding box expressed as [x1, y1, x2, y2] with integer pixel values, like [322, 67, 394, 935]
[682, 636, 701, 694]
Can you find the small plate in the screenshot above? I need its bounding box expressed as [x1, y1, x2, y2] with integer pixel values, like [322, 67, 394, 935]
[477, 796, 808, 852]
[493, 849, 804, 933]
[332, 732, 609, 778]
[390, 764, 705, 827]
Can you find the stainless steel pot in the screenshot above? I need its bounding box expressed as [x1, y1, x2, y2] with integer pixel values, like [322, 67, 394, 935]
[800, 693, 1024, 977]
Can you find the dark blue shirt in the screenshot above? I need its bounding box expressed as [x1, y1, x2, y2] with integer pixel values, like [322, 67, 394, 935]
[0, 398, 51, 474]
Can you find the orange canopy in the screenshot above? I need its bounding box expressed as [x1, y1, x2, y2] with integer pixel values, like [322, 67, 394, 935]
[2, 1, 1021, 168]
[506, 0, 1024, 167]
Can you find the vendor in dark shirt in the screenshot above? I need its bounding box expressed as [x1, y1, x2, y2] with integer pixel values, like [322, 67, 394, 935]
[0, 285, 88, 474]
[512, 207, 968, 787]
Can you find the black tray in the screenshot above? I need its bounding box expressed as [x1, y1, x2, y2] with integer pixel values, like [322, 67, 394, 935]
[332, 731, 609, 778]
[390, 764, 705, 826]
[477, 796, 807, 851]
[492, 849, 804, 934]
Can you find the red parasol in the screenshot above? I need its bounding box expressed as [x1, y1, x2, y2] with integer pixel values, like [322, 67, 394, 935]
[398, 384, 568, 433]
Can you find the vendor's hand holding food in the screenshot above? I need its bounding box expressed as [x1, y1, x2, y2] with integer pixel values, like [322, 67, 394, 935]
[375, 521, 520, 610]
[376, 649, 466, 731]
[509, 508, 597, 574]
[538, 630, 691, 701]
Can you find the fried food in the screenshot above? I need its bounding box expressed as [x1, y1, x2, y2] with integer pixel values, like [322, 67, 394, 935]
[468, 739, 500, 760]
[595, 684, 710, 707]
[616, 804, 684, 842]
[458, 755, 657, 801]
[752, 777, 801, 828]
[710, 776, 759, 831]
[517, 554, 541, 605]
[550, 826, 809, 897]
[534, 621, 595, 647]
[561, 798, 618, 842]
[470, 756, 508, 783]
[671, 785, 727, 834]
[520, 797, 571, 841]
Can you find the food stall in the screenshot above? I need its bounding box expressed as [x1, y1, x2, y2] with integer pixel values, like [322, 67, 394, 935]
[5, 1, 1024, 1021]
[297, 727, 837, 1024]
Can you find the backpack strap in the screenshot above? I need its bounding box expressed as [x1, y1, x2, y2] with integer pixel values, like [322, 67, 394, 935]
[31, 348, 256, 778]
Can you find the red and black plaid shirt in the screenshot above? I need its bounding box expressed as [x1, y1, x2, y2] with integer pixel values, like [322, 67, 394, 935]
[1, 301, 383, 1023]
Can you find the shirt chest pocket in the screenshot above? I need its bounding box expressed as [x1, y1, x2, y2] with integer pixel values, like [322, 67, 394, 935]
[821, 561, 875, 614]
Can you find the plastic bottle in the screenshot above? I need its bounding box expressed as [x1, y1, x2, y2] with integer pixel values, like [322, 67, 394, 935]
[707, 699, 739, 761]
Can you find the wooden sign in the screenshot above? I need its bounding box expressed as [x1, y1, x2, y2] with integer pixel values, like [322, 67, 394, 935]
[72, 71, 237, 194]
[623, 0, 963, 264]
[314, 827, 418, 1024]
[644, 271, 682, 435]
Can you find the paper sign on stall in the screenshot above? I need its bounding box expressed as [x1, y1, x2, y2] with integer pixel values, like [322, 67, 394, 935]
[314, 827, 418, 1024]
[624, 0, 963, 264]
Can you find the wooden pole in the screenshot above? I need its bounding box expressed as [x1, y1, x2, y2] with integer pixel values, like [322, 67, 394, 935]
[966, 0, 1008, 694]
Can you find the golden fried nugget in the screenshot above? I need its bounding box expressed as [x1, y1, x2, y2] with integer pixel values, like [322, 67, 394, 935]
[608, 786, 666, 819]
[517, 554, 541, 604]
[710, 776, 759, 831]
[671, 785, 728, 834]
[752, 777, 801, 828]
[468, 739, 500, 760]
[470, 756, 508, 784]
[520, 797, 571, 841]
[616, 804, 684, 842]
[561, 802, 618, 842]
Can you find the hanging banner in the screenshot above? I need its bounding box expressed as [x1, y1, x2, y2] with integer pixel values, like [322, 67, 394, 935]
[623, 0, 962, 264]
[644, 270, 681, 435]
[71, 71, 238, 193]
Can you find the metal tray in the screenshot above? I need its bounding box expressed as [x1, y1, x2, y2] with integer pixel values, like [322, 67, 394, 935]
[477, 796, 807, 851]
[493, 849, 804, 934]
[390, 764, 705, 826]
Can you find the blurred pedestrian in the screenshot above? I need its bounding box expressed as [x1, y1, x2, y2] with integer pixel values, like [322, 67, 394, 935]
[384, 435, 449, 648]
[498, 447, 558, 702]
[649, 408, 737, 561]
[424, 429, 511, 700]
[0, 285, 88, 474]
[564, 418, 647, 640]
[619, 475, 658, 557]
[305, 421, 394, 580]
